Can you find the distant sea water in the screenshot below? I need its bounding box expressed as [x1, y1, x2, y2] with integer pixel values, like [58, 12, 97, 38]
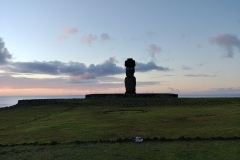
[0, 94, 240, 108]
[178, 94, 240, 98]
[0, 95, 85, 108]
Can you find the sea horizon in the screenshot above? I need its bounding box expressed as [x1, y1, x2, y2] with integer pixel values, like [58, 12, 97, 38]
[0, 95, 85, 108]
[0, 94, 240, 108]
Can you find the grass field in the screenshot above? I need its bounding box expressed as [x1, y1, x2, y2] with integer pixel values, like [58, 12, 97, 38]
[1, 141, 240, 160]
[0, 97, 240, 159]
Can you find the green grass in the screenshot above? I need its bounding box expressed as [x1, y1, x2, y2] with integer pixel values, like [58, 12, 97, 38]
[0, 141, 240, 160]
[0, 98, 239, 144]
[0, 97, 239, 159]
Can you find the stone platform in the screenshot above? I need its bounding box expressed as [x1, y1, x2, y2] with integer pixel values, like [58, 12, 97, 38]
[85, 93, 178, 98]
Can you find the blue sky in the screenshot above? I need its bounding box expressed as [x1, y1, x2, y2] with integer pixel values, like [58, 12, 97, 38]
[0, 0, 240, 96]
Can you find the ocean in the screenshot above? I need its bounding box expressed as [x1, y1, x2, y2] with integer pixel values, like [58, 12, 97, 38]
[0, 95, 85, 108]
[0, 94, 239, 108]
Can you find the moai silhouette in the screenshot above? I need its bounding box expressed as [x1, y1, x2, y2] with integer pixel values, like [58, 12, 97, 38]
[125, 58, 136, 94]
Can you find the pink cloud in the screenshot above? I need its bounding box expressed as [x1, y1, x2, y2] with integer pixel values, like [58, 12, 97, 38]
[81, 34, 97, 44]
[147, 44, 162, 58]
[168, 87, 179, 93]
[210, 33, 240, 58]
[63, 27, 78, 34]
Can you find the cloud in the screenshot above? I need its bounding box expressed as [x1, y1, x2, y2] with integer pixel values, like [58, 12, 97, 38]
[81, 33, 112, 44]
[210, 33, 240, 58]
[184, 74, 217, 77]
[81, 34, 97, 44]
[136, 61, 169, 72]
[85, 56, 123, 79]
[1, 57, 171, 80]
[57, 27, 78, 40]
[137, 81, 160, 86]
[67, 79, 160, 87]
[0, 76, 159, 95]
[5, 61, 68, 75]
[182, 65, 191, 70]
[57, 35, 67, 40]
[100, 33, 112, 41]
[0, 38, 12, 65]
[2, 57, 123, 80]
[0, 76, 67, 89]
[147, 44, 162, 58]
[0, 40, 170, 81]
[95, 76, 123, 83]
[168, 87, 179, 93]
[63, 27, 78, 34]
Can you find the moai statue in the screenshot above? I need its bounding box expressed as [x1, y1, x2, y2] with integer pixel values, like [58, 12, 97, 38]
[125, 58, 136, 94]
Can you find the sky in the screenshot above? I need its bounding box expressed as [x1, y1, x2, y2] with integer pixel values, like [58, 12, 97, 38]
[0, 0, 240, 96]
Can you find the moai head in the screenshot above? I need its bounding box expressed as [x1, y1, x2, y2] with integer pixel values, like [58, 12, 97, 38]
[125, 58, 135, 77]
[125, 58, 135, 68]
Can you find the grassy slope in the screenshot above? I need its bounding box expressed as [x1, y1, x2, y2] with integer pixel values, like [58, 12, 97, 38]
[0, 98, 240, 159]
[0, 98, 239, 144]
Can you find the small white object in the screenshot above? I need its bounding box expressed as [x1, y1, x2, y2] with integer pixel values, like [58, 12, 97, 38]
[135, 136, 143, 142]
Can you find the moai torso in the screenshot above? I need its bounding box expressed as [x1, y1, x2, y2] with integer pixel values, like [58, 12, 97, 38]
[125, 58, 136, 94]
